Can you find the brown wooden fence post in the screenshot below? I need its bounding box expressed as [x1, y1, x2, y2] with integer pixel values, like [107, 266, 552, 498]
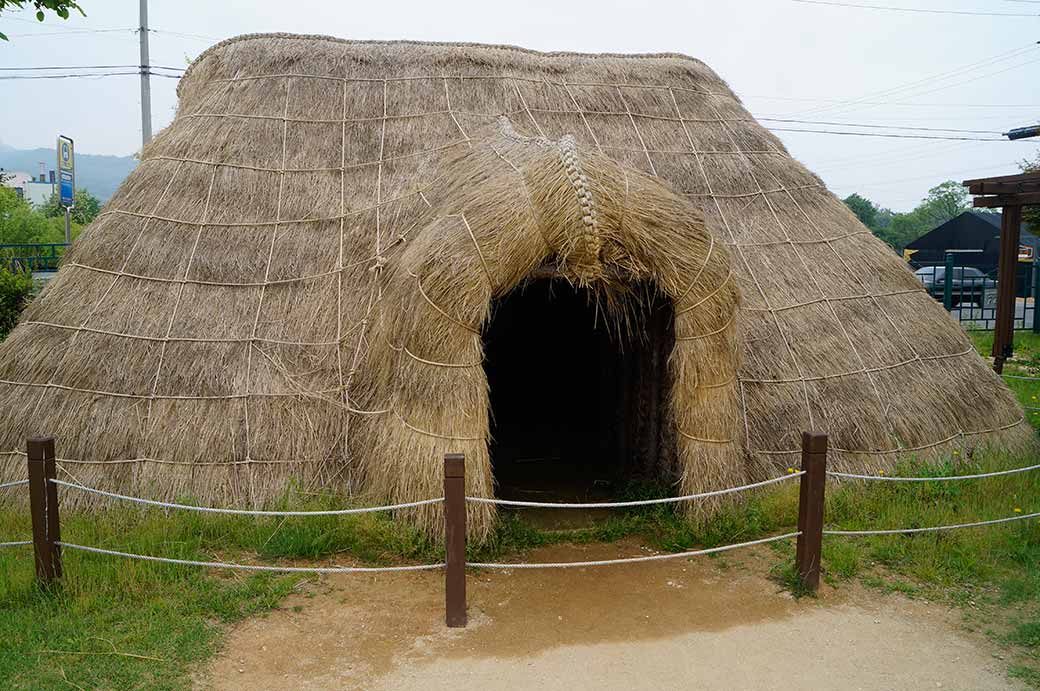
[27, 437, 61, 586]
[444, 453, 467, 628]
[795, 431, 828, 593]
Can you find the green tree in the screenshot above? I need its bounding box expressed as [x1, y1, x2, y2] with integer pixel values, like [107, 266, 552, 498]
[0, 1, 84, 40]
[843, 193, 879, 229]
[0, 186, 69, 244]
[914, 180, 970, 228]
[1021, 152, 1040, 233]
[39, 187, 100, 225]
[0, 266, 33, 341]
[843, 181, 970, 253]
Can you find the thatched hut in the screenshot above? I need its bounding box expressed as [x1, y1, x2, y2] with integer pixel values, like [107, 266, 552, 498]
[0, 35, 1030, 537]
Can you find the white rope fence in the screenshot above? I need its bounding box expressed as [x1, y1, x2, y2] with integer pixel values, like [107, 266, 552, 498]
[466, 472, 803, 508]
[469, 532, 801, 569]
[0, 540, 31, 549]
[827, 463, 1040, 482]
[824, 511, 1040, 536]
[49, 478, 443, 516]
[57, 542, 446, 573]
[0, 479, 28, 491]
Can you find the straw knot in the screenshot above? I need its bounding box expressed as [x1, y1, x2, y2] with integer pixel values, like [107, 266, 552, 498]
[370, 255, 388, 272]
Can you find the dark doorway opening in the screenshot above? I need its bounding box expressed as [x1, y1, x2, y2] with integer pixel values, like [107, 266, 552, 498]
[482, 278, 676, 508]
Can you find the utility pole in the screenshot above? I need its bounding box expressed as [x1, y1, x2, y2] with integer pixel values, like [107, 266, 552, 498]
[139, 0, 152, 148]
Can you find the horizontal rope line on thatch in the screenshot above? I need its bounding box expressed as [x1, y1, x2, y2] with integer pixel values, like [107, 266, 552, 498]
[0, 349, 980, 405]
[0, 418, 1022, 468]
[202, 71, 731, 99]
[51, 478, 445, 515]
[676, 432, 733, 443]
[741, 288, 924, 313]
[829, 463, 1040, 481]
[753, 417, 1025, 456]
[393, 409, 482, 441]
[19, 319, 365, 347]
[683, 183, 828, 199]
[0, 378, 342, 401]
[469, 532, 801, 569]
[0, 479, 28, 490]
[467, 472, 802, 508]
[183, 107, 524, 125]
[742, 347, 975, 385]
[824, 511, 1040, 537]
[726, 229, 873, 248]
[58, 541, 446, 573]
[676, 269, 732, 316]
[411, 271, 481, 335]
[144, 137, 468, 175]
[402, 344, 482, 369]
[697, 376, 736, 390]
[675, 313, 736, 341]
[2, 449, 341, 466]
[601, 144, 783, 156]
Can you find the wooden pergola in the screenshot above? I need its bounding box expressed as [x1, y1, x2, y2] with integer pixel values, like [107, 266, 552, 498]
[962, 171, 1040, 373]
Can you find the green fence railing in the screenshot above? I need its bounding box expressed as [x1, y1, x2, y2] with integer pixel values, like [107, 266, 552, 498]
[0, 243, 70, 273]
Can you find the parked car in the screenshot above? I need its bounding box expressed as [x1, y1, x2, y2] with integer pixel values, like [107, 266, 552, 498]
[914, 266, 997, 307]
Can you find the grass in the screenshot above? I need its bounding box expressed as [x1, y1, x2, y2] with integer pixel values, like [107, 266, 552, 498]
[968, 329, 1040, 430]
[1, 326, 1039, 688]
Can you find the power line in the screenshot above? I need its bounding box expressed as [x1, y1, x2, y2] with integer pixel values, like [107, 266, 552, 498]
[0, 64, 183, 72]
[792, 0, 1039, 16]
[150, 28, 220, 42]
[766, 127, 1032, 142]
[2, 28, 133, 38]
[746, 95, 1040, 108]
[758, 118, 1005, 135]
[0, 71, 140, 80]
[786, 42, 1039, 118]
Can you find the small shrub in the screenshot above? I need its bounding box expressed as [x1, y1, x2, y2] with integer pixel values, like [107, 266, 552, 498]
[0, 267, 33, 341]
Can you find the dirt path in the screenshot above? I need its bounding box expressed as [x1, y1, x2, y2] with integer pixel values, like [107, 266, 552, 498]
[202, 539, 1020, 690]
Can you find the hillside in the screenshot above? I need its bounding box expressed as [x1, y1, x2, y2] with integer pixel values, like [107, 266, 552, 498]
[0, 143, 136, 203]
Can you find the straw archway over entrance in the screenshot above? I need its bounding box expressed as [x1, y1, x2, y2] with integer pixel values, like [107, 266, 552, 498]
[361, 120, 743, 538]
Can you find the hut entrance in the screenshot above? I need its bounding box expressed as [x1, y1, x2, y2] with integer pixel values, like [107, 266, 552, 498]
[482, 278, 676, 506]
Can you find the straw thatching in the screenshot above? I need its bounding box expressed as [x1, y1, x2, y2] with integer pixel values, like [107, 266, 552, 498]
[0, 34, 1030, 538]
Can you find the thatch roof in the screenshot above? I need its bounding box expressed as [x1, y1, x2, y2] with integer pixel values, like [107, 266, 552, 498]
[0, 34, 1030, 537]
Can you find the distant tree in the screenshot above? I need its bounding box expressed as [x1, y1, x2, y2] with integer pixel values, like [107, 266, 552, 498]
[1021, 152, 1040, 233]
[39, 187, 100, 225]
[915, 180, 970, 229]
[0, 186, 70, 243]
[843, 193, 879, 229]
[0, 1, 84, 41]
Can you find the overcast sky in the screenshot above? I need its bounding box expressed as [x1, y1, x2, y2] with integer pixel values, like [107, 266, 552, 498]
[1, 0, 1037, 211]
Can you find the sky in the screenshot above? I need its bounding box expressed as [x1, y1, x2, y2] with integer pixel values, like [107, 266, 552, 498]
[0, 0, 1038, 211]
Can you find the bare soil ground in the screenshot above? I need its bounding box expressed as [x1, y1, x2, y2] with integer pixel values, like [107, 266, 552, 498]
[201, 539, 1021, 690]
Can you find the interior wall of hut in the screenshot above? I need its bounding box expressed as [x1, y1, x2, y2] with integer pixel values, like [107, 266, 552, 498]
[482, 279, 678, 502]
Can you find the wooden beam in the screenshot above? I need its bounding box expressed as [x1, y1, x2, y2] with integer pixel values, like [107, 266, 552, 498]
[993, 205, 1024, 373]
[966, 181, 1040, 196]
[963, 171, 1040, 188]
[973, 192, 1040, 209]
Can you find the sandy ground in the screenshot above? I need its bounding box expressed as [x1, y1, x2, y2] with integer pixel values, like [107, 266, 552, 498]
[201, 539, 1021, 691]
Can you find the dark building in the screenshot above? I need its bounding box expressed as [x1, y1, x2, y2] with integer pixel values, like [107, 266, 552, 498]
[905, 211, 1038, 272]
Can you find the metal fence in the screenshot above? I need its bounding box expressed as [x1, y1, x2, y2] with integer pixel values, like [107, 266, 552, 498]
[0, 243, 69, 273]
[909, 256, 1039, 332]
